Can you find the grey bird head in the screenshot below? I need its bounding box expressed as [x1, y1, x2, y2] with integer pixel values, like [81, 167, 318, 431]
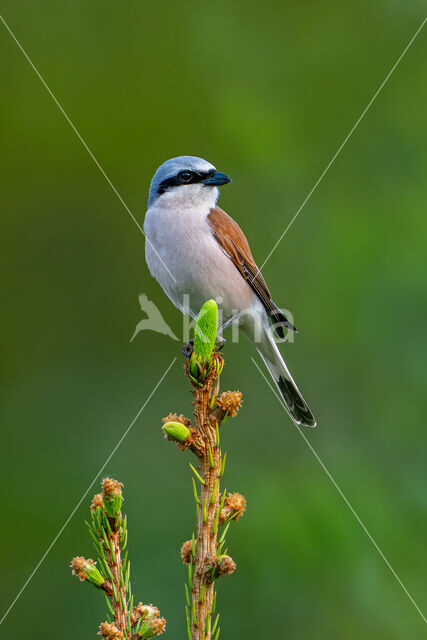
[148, 156, 231, 207]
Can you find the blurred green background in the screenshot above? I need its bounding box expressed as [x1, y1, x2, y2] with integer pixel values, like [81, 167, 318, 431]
[1, 1, 426, 638]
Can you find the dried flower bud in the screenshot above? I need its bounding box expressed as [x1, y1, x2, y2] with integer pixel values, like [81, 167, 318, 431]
[131, 603, 165, 638]
[180, 539, 193, 565]
[216, 390, 242, 417]
[102, 477, 123, 518]
[102, 477, 123, 499]
[219, 492, 246, 524]
[216, 555, 236, 578]
[98, 621, 123, 639]
[70, 556, 104, 587]
[151, 617, 166, 636]
[131, 603, 160, 625]
[162, 413, 192, 428]
[70, 556, 87, 582]
[207, 554, 237, 581]
[141, 604, 160, 620]
[162, 421, 191, 443]
[91, 493, 104, 511]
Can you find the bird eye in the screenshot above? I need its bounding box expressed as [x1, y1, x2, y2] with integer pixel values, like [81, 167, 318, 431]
[179, 171, 193, 183]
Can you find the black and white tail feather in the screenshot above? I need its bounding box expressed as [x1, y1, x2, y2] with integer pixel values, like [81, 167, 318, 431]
[258, 326, 316, 428]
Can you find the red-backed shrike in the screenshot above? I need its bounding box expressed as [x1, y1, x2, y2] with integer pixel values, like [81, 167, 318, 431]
[144, 156, 316, 427]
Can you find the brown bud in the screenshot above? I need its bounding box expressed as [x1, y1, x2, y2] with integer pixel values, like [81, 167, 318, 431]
[180, 540, 193, 565]
[162, 412, 192, 428]
[219, 492, 246, 524]
[102, 477, 123, 500]
[131, 602, 160, 625]
[150, 617, 166, 635]
[215, 390, 242, 417]
[98, 621, 123, 639]
[70, 556, 90, 582]
[208, 554, 236, 581]
[91, 493, 104, 511]
[217, 555, 236, 577]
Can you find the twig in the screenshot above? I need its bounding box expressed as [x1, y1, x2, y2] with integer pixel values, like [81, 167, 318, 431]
[162, 300, 245, 640]
[70, 478, 166, 640]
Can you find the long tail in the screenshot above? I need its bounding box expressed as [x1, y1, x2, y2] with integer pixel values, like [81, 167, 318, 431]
[257, 327, 316, 427]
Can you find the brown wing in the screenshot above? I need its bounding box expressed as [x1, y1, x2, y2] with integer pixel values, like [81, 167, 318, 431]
[207, 207, 296, 336]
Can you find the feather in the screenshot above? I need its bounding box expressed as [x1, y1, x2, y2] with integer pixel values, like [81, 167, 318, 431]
[208, 207, 296, 338]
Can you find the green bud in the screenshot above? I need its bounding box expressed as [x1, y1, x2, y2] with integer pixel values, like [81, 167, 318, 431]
[71, 556, 105, 587]
[190, 300, 219, 379]
[104, 495, 122, 519]
[139, 621, 161, 639]
[162, 421, 190, 443]
[84, 561, 105, 587]
[193, 299, 218, 361]
[102, 478, 123, 518]
[137, 606, 166, 639]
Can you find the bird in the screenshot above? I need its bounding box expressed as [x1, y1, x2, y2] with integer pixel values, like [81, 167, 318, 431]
[144, 155, 316, 427]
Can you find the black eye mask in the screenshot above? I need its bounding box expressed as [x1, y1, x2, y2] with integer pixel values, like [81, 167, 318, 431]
[157, 169, 215, 195]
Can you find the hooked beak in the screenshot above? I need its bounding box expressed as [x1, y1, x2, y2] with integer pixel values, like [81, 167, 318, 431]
[202, 171, 232, 187]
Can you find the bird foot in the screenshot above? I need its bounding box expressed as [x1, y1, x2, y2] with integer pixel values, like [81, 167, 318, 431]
[182, 339, 194, 358]
[182, 336, 225, 358]
[216, 335, 226, 351]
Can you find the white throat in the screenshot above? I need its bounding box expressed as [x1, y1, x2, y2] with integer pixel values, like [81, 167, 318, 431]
[151, 184, 219, 212]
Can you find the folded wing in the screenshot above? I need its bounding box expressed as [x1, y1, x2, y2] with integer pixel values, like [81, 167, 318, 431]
[208, 207, 296, 338]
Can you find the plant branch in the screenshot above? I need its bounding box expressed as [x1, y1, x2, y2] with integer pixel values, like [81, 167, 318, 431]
[70, 478, 166, 640]
[161, 299, 245, 640]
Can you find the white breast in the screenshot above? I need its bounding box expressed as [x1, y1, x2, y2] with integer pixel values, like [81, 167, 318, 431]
[144, 190, 254, 319]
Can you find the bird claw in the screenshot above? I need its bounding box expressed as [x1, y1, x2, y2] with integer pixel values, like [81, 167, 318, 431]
[182, 339, 194, 358]
[182, 336, 225, 358]
[216, 335, 226, 351]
